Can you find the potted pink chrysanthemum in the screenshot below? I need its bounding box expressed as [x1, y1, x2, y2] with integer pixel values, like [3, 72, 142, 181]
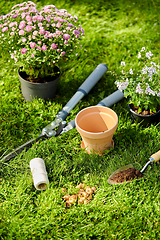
[115, 47, 160, 126]
[0, 1, 84, 101]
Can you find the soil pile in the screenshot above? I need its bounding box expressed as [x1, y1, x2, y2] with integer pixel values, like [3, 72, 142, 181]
[110, 168, 143, 183]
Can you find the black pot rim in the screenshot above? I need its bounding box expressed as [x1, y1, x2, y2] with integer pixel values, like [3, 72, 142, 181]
[18, 66, 61, 85]
[128, 104, 160, 118]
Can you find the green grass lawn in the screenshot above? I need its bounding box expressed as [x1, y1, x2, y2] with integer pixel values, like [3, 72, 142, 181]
[0, 0, 160, 239]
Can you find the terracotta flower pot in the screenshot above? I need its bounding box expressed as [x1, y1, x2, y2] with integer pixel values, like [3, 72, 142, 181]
[75, 106, 118, 154]
[18, 66, 61, 101]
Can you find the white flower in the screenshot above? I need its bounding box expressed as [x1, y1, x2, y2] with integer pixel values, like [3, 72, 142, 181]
[136, 83, 143, 94]
[148, 66, 156, 74]
[116, 79, 129, 91]
[146, 51, 153, 59]
[142, 66, 148, 74]
[115, 47, 159, 112]
[151, 61, 156, 66]
[121, 61, 125, 66]
[138, 52, 141, 58]
[129, 69, 133, 74]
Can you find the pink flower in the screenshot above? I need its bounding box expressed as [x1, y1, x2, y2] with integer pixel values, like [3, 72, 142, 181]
[39, 28, 45, 35]
[56, 22, 61, 28]
[56, 30, 62, 35]
[10, 32, 15, 36]
[30, 42, 36, 48]
[20, 21, 25, 25]
[63, 33, 70, 40]
[37, 45, 41, 50]
[38, 23, 42, 27]
[33, 30, 38, 35]
[42, 45, 47, 51]
[26, 15, 32, 21]
[20, 6, 29, 11]
[51, 43, 57, 49]
[28, 22, 33, 25]
[57, 17, 64, 23]
[46, 16, 51, 22]
[32, 16, 37, 22]
[19, 22, 25, 29]
[21, 13, 26, 19]
[31, 54, 35, 58]
[10, 53, 14, 59]
[12, 14, 18, 19]
[12, 4, 20, 9]
[61, 51, 66, 56]
[48, 33, 53, 38]
[21, 48, 27, 54]
[22, 38, 26, 42]
[37, 15, 44, 21]
[9, 22, 16, 28]
[19, 30, 25, 35]
[28, 2, 37, 7]
[67, 23, 73, 27]
[25, 25, 32, 32]
[44, 9, 51, 14]
[73, 30, 80, 35]
[79, 26, 84, 33]
[2, 27, 8, 32]
[38, 41, 42, 45]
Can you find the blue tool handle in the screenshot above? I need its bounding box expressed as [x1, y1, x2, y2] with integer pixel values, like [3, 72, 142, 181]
[97, 90, 124, 107]
[77, 63, 108, 95]
[56, 63, 108, 120]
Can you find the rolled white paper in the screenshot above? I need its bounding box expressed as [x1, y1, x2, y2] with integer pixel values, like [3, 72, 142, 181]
[30, 158, 49, 190]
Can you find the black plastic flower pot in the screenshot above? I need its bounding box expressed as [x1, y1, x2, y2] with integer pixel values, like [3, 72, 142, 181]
[128, 104, 160, 126]
[18, 66, 61, 101]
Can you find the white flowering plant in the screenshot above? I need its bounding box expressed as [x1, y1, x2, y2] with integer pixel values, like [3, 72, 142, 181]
[0, 1, 84, 82]
[115, 47, 160, 114]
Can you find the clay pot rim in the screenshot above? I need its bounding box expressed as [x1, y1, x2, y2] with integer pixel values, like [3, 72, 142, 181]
[75, 106, 118, 136]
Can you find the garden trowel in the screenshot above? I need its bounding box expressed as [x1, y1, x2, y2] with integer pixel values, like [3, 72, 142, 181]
[107, 150, 160, 185]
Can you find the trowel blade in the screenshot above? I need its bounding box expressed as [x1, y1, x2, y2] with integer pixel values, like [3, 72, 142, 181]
[107, 164, 133, 185]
